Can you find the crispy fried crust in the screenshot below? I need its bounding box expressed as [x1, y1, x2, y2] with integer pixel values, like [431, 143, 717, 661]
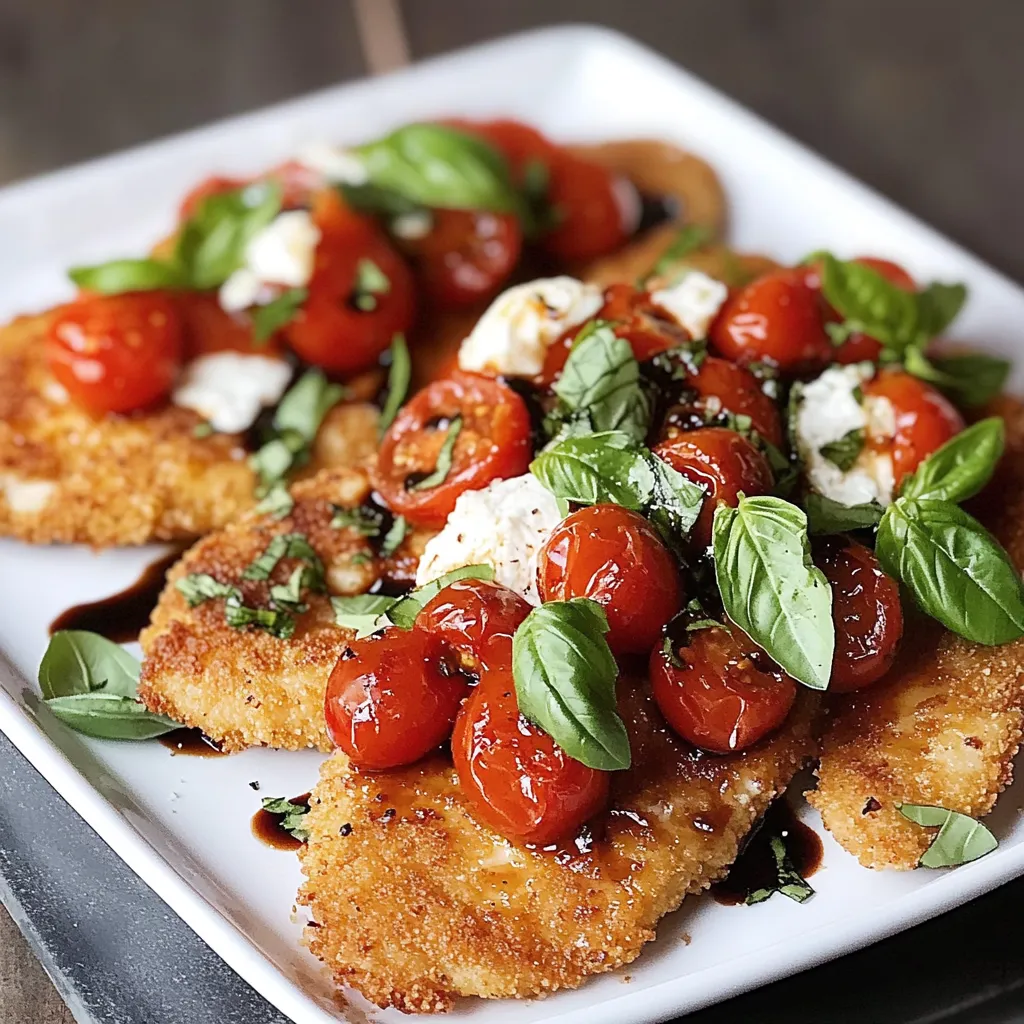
[298, 689, 820, 1013]
[138, 467, 432, 751]
[809, 396, 1024, 869]
[0, 311, 380, 546]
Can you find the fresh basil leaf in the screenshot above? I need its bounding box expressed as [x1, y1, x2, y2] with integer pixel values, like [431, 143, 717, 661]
[519, 156, 559, 238]
[223, 594, 296, 639]
[261, 795, 311, 842]
[385, 564, 496, 630]
[744, 834, 815, 905]
[255, 483, 294, 519]
[512, 598, 630, 771]
[352, 258, 390, 311]
[250, 437, 302, 494]
[44, 693, 178, 740]
[900, 418, 1004, 503]
[804, 493, 885, 535]
[918, 282, 969, 339]
[242, 532, 324, 587]
[331, 593, 399, 638]
[639, 223, 713, 288]
[712, 495, 834, 690]
[410, 415, 462, 491]
[380, 515, 408, 557]
[175, 573, 239, 608]
[355, 123, 520, 214]
[38, 631, 141, 700]
[904, 348, 1011, 409]
[877, 497, 1024, 644]
[645, 452, 705, 541]
[330, 505, 383, 536]
[250, 287, 307, 342]
[819, 428, 865, 473]
[68, 258, 186, 294]
[897, 803, 997, 867]
[268, 565, 317, 613]
[340, 180, 425, 218]
[378, 334, 411, 436]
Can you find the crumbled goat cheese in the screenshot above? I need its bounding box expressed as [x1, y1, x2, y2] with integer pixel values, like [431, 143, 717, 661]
[296, 143, 369, 186]
[651, 270, 729, 340]
[0, 474, 56, 513]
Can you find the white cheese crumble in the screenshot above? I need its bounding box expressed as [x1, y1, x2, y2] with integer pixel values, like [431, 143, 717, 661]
[415, 474, 564, 606]
[794, 363, 896, 507]
[0, 474, 56, 513]
[172, 352, 293, 434]
[296, 142, 369, 185]
[457, 277, 604, 378]
[390, 210, 433, 240]
[651, 270, 729, 340]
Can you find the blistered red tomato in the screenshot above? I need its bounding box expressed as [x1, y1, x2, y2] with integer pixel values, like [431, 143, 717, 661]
[443, 118, 556, 180]
[324, 628, 468, 770]
[452, 666, 610, 844]
[653, 428, 774, 549]
[650, 626, 797, 753]
[284, 192, 416, 375]
[814, 537, 903, 693]
[176, 293, 281, 357]
[862, 369, 964, 489]
[46, 292, 183, 414]
[537, 505, 683, 655]
[373, 371, 532, 528]
[710, 268, 832, 374]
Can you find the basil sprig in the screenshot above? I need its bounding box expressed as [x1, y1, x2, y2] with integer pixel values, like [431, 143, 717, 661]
[900, 417, 1004, 503]
[37, 631, 177, 740]
[712, 495, 835, 690]
[897, 803, 997, 867]
[410, 415, 462, 491]
[378, 334, 411, 436]
[903, 348, 1011, 409]
[512, 598, 630, 771]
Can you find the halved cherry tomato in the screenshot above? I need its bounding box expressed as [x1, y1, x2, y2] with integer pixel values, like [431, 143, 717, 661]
[652, 428, 774, 549]
[285, 193, 416, 375]
[537, 505, 683, 655]
[417, 578, 530, 673]
[710, 268, 832, 374]
[650, 626, 797, 753]
[324, 628, 468, 770]
[46, 292, 183, 414]
[861, 369, 964, 490]
[374, 371, 532, 528]
[662, 355, 784, 448]
[452, 665, 610, 845]
[814, 537, 903, 693]
[401, 208, 522, 310]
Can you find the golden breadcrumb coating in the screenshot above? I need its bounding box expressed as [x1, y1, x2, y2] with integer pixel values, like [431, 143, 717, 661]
[809, 395, 1024, 869]
[138, 467, 432, 751]
[298, 690, 820, 1013]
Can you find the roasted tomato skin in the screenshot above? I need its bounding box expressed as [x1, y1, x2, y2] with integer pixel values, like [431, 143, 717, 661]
[417, 578, 531, 673]
[46, 292, 184, 414]
[284, 193, 416, 376]
[652, 427, 774, 549]
[709, 268, 832, 374]
[452, 665, 610, 845]
[537, 505, 683, 655]
[324, 629, 468, 770]
[814, 537, 903, 693]
[650, 626, 797, 753]
[862, 369, 964, 489]
[374, 371, 532, 528]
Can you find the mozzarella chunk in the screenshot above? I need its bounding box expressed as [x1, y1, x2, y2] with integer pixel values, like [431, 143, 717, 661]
[172, 353, 293, 434]
[651, 270, 728, 340]
[795, 363, 896, 507]
[296, 142, 369, 186]
[415, 474, 564, 605]
[458, 277, 604, 378]
[0, 474, 55, 513]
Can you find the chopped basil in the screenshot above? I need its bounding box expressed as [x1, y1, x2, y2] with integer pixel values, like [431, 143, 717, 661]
[331, 593, 401, 638]
[242, 532, 324, 585]
[804, 493, 885, 535]
[330, 505, 384, 536]
[903, 348, 1011, 408]
[410, 415, 462, 491]
[378, 334, 411, 436]
[176, 573, 239, 608]
[224, 594, 296, 639]
[352, 258, 390, 311]
[900, 417, 1004, 504]
[269, 565, 316, 613]
[819, 428, 865, 473]
[250, 287, 307, 341]
[745, 835, 815, 905]
[255, 482, 294, 519]
[512, 598, 630, 771]
[193, 421, 215, 439]
[68, 258, 187, 294]
[261, 795, 311, 842]
[385, 564, 494, 630]
[897, 803, 997, 867]
[639, 223, 713, 287]
[380, 515, 408, 557]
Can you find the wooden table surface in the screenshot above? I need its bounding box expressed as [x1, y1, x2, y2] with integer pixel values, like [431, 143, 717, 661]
[1, 1, 1023, 1021]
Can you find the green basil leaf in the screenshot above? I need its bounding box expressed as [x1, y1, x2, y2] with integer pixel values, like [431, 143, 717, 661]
[900, 418, 1004, 503]
[378, 334, 411, 436]
[352, 258, 390, 311]
[744, 835, 815, 905]
[330, 505, 383, 536]
[260, 795, 311, 842]
[410, 415, 462, 491]
[175, 574, 240, 608]
[918, 282, 969, 339]
[877, 497, 1024, 644]
[224, 594, 296, 639]
[819, 428, 865, 473]
[68, 258, 186, 294]
[268, 564, 319, 613]
[512, 598, 630, 771]
[255, 482, 294, 519]
[242, 532, 324, 587]
[638, 223, 713, 287]
[804, 493, 885, 535]
[331, 593, 399, 638]
[355, 124, 520, 214]
[519, 156, 559, 238]
[712, 495, 834, 690]
[904, 348, 1011, 409]
[250, 287, 307, 342]
[44, 693, 178, 741]
[645, 451, 705, 541]
[380, 515, 408, 557]
[339, 181, 425, 218]
[897, 803, 997, 867]
[38, 631, 141, 700]
[385, 564, 495, 630]
[249, 437, 302, 494]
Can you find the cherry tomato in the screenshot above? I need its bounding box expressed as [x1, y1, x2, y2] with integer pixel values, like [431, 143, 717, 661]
[402, 208, 522, 310]
[861, 369, 964, 489]
[374, 371, 532, 528]
[710, 268, 832, 374]
[417, 578, 530, 673]
[46, 292, 183, 414]
[324, 628, 468, 770]
[176, 292, 282, 358]
[652, 428, 774, 549]
[285, 193, 416, 375]
[443, 118, 556, 179]
[650, 626, 797, 753]
[452, 665, 610, 844]
[537, 505, 683, 655]
[814, 537, 903, 693]
[662, 355, 783, 448]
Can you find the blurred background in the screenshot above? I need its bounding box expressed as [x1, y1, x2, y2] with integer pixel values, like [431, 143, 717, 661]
[2, 1, 1023, 1021]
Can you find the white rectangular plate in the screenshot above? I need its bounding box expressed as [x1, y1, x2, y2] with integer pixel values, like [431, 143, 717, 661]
[2, 25, 1024, 1024]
